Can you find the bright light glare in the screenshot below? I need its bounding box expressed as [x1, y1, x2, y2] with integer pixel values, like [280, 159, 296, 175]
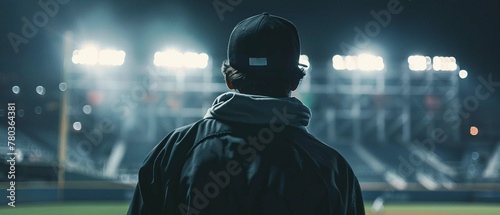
[408, 55, 431, 71]
[12, 86, 20, 94]
[357, 54, 384, 71]
[433, 56, 457, 71]
[299, 55, 310, 69]
[345, 55, 357, 70]
[459, 70, 468, 79]
[36, 86, 45, 95]
[59, 82, 67, 91]
[73, 122, 82, 131]
[154, 50, 182, 67]
[154, 49, 209, 69]
[375, 56, 384, 71]
[470, 126, 478, 136]
[72, 45, 126, 66]
[183, 52, 200, 68]
[332, 54, 384, 71]
[198, 53, 209, 69]
[72, 45, 98, 65]
[83, 105, 92, 114]
[98, 50, 126, 66]
[332, 55, 345, 70]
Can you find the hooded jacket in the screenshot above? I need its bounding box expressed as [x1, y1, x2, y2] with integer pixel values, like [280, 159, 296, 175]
[128, 92, 365, 215]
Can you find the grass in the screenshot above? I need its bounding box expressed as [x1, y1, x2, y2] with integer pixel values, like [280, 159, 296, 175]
[365, 203, 500, 215]
[0, 202, 129, 215]
[0, 202, 499, 215]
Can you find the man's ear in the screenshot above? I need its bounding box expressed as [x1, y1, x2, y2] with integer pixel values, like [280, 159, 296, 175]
[224, 74, 235, 90]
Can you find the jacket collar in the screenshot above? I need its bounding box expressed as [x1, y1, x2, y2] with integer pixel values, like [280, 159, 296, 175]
[204, 92, 311, 131]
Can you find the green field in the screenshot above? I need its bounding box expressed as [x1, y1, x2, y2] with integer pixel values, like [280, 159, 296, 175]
[0, 202, 129, 215]
[365, 203, 500, 215]
[0, 202, 499, 215]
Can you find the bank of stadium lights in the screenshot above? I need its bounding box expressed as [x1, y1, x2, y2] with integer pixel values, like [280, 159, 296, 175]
[408, 55, 458, 72]
[154, 49, 209, 69]
[72, 46, 126, 66]
[332, 54, 384, 71]
[433, 56, 457, 71]
[408, 55, 432, 71]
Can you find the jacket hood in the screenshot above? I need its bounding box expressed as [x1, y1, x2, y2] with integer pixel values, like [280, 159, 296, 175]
[204, 92, 311, 130]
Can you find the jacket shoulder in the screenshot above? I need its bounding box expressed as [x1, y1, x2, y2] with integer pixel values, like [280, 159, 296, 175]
[166, 118, 234, 144]
[288, 129, 352, 169]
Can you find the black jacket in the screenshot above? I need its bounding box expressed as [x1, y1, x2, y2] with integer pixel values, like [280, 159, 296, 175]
[128, 92, 365, 215]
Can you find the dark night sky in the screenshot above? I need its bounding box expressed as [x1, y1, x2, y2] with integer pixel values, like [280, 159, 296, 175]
[1, 0, 499, 80]
[1, 0, 499, 135]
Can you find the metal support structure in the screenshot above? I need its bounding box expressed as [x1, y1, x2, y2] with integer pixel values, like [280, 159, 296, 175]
[63, 53, 461, 177]
[307, 61, 459, 145]
[57, 31, 73, 201]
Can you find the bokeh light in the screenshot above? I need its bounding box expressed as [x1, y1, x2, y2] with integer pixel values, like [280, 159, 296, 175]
[36, 86, 45, 95]
[459, 70, 468, 79]
[12, 86, 20, 94]
[470, 126, 479, 136]
[73, 122, 82, 131]
[83, 105, 92, 114]
[59, 82, 67, 91]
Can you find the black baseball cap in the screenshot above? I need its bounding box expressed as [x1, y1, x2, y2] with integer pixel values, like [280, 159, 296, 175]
[227, 12, 305, 75]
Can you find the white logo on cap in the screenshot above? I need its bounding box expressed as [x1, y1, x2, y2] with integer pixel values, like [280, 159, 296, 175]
[249, 58, 267, 66]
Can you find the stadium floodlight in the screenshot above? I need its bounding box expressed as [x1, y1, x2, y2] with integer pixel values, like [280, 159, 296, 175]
[154, 49, 209, 69]
[459, 70, 468, 79]
[332, 55, 345, 70]
[432, 56, 457, 71]
[72, 45, 126, 66]
[345, 55, 357, 70]
[197, 53, 209, 69]
[182, 52, 199, 68]
[156, 49, 183, 67]
[72, 45, 98, 65]
[408, 55, 431, 71]
[184, 52, 209, 69]
[98, 50, 126, 66]
[332, 54, 384, 71]
[357, 53, 384, 71]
